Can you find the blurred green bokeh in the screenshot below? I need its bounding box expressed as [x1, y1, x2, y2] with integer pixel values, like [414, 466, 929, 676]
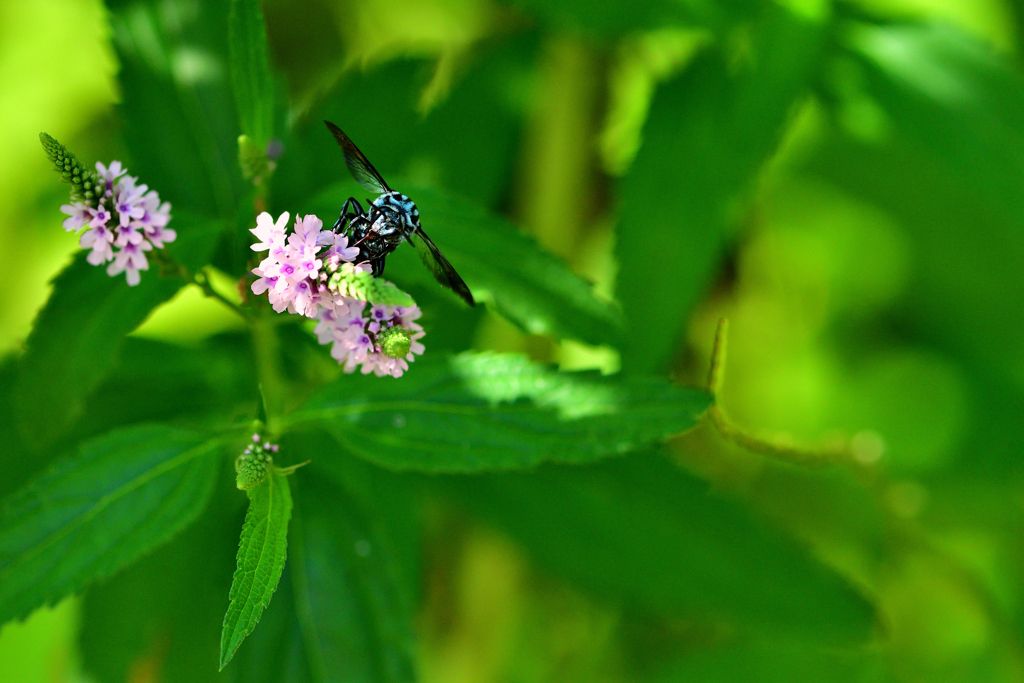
[2, 0, 1024, 681]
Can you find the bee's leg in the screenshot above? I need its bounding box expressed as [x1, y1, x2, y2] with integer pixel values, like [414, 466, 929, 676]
[333, 197, 365, 233]
[370, 256, 386, 278]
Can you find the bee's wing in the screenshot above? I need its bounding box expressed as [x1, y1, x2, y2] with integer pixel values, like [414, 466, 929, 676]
[324, 120, 391, 194]
[408, 229, 475, 307]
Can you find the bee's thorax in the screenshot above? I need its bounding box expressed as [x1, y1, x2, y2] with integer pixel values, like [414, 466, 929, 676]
[371, 192, 419, 238]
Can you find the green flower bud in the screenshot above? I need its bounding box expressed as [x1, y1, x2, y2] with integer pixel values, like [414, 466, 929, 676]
[377, 325, 412, 359]
[327, 262, 414, 307]
[238, 134, 275, 182]
[235, 451, 272, 490]
[39, 133, 103, 206]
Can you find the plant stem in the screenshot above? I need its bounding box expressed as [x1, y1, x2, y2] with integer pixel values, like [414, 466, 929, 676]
[252, 316, 285, 430]
[705, 317, 855, 468]
[192, 268, 253, 322]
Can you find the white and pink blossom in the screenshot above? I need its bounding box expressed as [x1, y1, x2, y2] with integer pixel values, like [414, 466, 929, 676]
[315, 302, 425, 378]
[248, 212, 358, 318]
[250, 211, 425, 377]
[60, 202, 90, 231]
[55, 160, 175, 286]
[107, 239, 152, 286]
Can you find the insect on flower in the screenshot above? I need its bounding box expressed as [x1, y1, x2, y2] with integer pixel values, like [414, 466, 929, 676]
[323, 120, 475, 307]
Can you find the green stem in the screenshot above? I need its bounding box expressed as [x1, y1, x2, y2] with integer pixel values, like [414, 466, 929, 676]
[252, 316, 285, 430]
[705, 317, 856, 468]
[192, 268, 253, 322]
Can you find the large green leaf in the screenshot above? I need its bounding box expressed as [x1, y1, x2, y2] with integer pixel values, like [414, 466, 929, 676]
[284, 351, 710, 472]
[288, 470, 417, 682]
[13, 219, 223, 445]
[79, 462, 240, 683]
[0, 424, 223, 625]
[650, 640, 885, 682]
[819, 21, 1024, 382]
[220, 469, 293, 669]
[616, 5, 824, 373]
[812, 21, 1024, 475]
[227, 435, 419, 683]
[308, 182, 623, 347]
[229, 0, 275, 145]
[499, 0, 753, 37]
[449, 452, 877, 643]
[228, 569, 316, 683]
[75, 334, 257, 437]
[2, 334, 254, 510]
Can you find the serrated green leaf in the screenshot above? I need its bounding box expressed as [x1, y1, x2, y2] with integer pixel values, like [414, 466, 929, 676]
[227, 570, 316, 683]
[308, 183, 623, 346]
[79, 462, 239, 683]
[220, 468, 293, 669]
[229, 0, 275, 145]
[284, 351, 710, 472]
[13, 220, 223, 446]
[0, 424, 223, 626]
[227, 435, 419, 683]
[616, 5, 824, 373]
[450, 451, 877, 643]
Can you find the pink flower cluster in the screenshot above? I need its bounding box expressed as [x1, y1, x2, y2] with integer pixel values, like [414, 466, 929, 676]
[314, 303, 425, 378]
[250, 211, 425, 377]
[250, 211, 358, 317]
[244, 432, 279, 456]
[60, 161, 174, 286]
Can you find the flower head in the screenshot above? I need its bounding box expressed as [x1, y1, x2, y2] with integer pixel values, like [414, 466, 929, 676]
[249, 212, 356, 318]
[316, 302, 425, 378]
[235, 434, 279, 490]
[250, 212, 426, 376]
[49, 157, 175, 286]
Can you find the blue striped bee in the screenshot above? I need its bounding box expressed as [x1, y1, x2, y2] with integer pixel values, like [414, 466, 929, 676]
[324, 120, 475, 306]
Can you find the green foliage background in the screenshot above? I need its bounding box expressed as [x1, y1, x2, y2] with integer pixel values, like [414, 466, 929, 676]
[1, 0, 1023, 681]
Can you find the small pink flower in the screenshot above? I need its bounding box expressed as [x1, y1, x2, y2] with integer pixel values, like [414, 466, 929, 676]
[114, 188, 146, 227]
[289, 214, 323, 252]
[95, 161, 126, 197]
[107, 240, 152, 286]
[80, 224, 115, 265]
[145, 224, 176, 249]
[88, 204, 111, 228]
[135, 190, 171, 230]
[250, 268, 278, 296]
[250, 211, 289, 252]
[318, 231, 361, 262]
[114, 223, 144, 247]
[60, 202, 90, 231]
